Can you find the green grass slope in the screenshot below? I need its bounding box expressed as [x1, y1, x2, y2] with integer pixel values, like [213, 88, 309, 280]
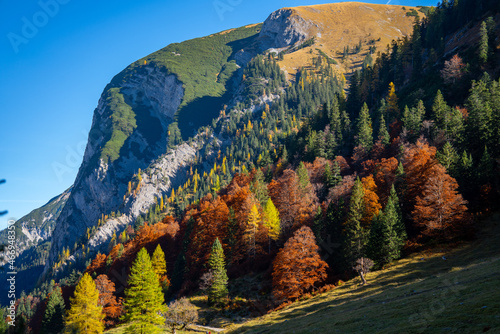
[113, 24, 262, 139]
[228, 215, 500, 334]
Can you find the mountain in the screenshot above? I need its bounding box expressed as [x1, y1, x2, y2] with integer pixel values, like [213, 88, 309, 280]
[0, 189, 69, 304]
[0, 2, 421, 294]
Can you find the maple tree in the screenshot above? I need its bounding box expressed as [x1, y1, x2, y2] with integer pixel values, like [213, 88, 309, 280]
[95, 275, 122, 326]
[272, 226, 328, 302]
[412, 164, 468, 240]
[441, 54, 466, 84]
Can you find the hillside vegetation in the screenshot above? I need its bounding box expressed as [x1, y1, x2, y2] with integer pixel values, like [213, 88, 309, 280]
[228, 214, 500, 333]
[276, 2, 425, 79]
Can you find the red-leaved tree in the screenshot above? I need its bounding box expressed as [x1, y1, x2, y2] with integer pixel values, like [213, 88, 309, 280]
[272, 226, 328, 302]
[412, 164, 469, 240]
[95, 274, 122, 326]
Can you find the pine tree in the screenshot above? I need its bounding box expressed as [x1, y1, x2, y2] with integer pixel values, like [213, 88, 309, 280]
[41, 286, 65, 334]
[65, 273, 104, 334]
[355, 103, 373, 151]
[208, 238, 228, 304]
[122, 248, 165, 334]
[344, 177, 367, 265]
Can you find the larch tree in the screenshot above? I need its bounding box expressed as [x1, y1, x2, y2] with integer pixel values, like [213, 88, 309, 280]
[41, 286, 65, 334]
[208, 238, 228, 305]
[122, 248, 165, 334]
[65, 273, 104, 334]
[272, 226, 328, 302]
[246, 203, 261, 258]
[386, 82, 399, 120]
[151, 244, 169, 289]
[263, 198, 281, 252]
[412, 164, 468, 240]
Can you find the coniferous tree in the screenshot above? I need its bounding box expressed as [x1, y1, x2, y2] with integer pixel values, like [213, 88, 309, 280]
[151, 244, 170, 291]
[41, 286, 65, 334]
[263, 198, 281, 243]
[432, 90, 450, 131]
[479, 21, 489, 64]
[208, 238, 228, 304]
[355, 103, 373, 151]
[122, 248, 165, 334]
[368, 188, 405, 267]
[296, 161, 310, 194]
[250, 168, 269, 206]
[377, 113, 390, 145]
[344, 177, 367, 265]
[65, 273, 104, 334]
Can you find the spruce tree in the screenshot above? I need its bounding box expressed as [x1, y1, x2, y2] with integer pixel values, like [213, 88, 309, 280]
[296, 162, 310, 194]
[250, 168, 269, 207]
[367, 192, 404, 267]
[208, 238, 228, 304]
[355, 103, 373, 151]
[41, 286, 65, 334]
[65, 273, 104, 334]
[122, 248, 165, 334]
[377, 112, 390, 145]
[432, 90, 450, 131]
[344, 177, 367, 265]
[479, 21, 489, 64]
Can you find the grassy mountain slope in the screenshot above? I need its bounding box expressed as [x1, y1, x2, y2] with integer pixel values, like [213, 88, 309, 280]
[228, 215, 500, 333]
[277, 2, 425, 78]
[113, 24, 262, 138]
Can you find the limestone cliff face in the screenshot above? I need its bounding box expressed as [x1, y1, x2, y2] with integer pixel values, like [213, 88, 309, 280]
[0, 189, 70, 259]
[44, 65, 186, 272]
[259, 8, 316, 49]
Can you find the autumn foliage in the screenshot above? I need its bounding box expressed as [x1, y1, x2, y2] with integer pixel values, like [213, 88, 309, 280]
[412, 164, 469, 240]
[272, 226, 328, 302]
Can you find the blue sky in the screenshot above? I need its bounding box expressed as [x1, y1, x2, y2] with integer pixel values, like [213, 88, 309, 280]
[0, 0, 437, 230]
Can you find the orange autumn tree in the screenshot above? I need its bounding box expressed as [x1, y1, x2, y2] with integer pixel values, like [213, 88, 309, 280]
[272, 226, 328, 302]
[269, 169, 316, 238]
[361, 175, 382, 227]
[95, 274, 122, 326]
[412, 164, 468, 240]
